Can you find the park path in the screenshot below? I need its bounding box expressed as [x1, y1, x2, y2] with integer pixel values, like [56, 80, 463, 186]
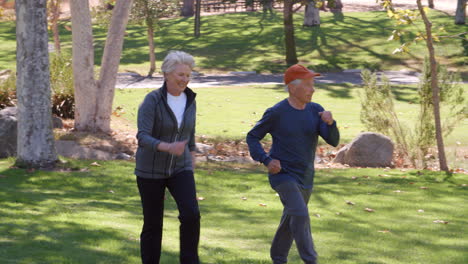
[116, 70, 433, 89]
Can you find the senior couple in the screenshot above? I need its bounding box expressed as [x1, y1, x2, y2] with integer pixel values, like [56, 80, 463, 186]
[134, 51, 340, 264]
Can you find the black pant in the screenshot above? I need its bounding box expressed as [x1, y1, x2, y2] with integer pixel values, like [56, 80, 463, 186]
[137, 170, 200, 264]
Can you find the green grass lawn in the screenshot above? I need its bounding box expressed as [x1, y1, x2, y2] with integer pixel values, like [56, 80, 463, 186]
[0, 10, 466, 75]
[114, 83, 467, 145]
[0, 159, 467, 263]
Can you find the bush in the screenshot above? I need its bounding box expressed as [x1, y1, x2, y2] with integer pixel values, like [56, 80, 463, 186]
[360, 60, 466, 168]
[0, 71, 16, 109]
[0, 52, 75, 118]
[49, 52, 75, 118]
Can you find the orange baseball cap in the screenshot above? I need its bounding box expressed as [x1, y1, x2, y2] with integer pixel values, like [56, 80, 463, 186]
[284, 64, 321, 85]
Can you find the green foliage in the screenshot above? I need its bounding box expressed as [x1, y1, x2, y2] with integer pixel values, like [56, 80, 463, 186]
[359, 69, 413, 165]
[91, 0, 114, 29]
[130, 0, 179, 27]
[360, 67, 466, 168]
[0, 72, 16, 109]
[49, 52, 75, 118]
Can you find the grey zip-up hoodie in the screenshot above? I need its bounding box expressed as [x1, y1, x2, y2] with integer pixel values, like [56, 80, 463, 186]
[134, 82, 196, 179]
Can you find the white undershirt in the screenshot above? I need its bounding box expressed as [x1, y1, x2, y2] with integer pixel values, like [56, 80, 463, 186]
[167, 92, 187, 128]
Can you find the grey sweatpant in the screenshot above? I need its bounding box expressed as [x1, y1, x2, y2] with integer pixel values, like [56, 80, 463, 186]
[271, 181, 317, 264]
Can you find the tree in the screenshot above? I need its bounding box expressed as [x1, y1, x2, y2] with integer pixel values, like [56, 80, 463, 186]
[194, 0, 201, 37]
[327, 0, 343, 10]
[70, 0, 133, 132]
[428, 0, 434, 8]
[47, 0, 62, 54]
[304, 0, 321, 27]
[181, 0, 195, 17]
[283, 0, 298, 65]
[379, 0, 460, 172]
[15, 0, 57, 168]
[455, 0, 466, 25]
[416, 0, 448, 171]
[131, 0, 179, 76]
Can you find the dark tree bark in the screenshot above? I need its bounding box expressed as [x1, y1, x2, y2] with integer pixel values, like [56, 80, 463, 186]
[283, 0, 298, 65]
[194, 0, 201, 37]
[417, 0, 449, 172]
[181, 0, 195, 17]
[428, 0, 434, 8]
[455, 0, 466, 25]
[15, 0, 57, 168]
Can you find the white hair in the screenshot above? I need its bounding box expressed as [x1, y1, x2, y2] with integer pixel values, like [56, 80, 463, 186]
[285, 79, 302, 92]
[161, 51, 195, 74]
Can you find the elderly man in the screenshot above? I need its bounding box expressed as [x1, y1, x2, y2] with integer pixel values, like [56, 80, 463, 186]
[246, 64, 340, 264]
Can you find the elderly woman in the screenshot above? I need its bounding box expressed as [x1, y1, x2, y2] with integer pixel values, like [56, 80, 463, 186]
[135, 51, 200, 264]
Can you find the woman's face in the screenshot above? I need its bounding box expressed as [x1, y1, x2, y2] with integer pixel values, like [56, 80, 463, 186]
[165, 64, 191, 96]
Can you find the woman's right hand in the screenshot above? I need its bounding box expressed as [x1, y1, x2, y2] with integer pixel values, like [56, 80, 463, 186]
[158, 140, 188, 156]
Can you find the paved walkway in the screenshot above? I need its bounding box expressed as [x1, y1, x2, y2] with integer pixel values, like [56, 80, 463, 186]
[116, 70, 430, 89]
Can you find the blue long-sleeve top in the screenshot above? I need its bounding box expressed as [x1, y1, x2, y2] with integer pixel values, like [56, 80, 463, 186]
[246, 99, 340, 188]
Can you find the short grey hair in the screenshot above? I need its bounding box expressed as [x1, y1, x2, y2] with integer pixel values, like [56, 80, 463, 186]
[285, 79, 302, 92]
[161, 51, 195, 74]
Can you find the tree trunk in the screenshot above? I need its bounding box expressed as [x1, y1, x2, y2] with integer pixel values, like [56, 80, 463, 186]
[304, 0, 321, 27]
[194, 0, 201, 37]
[50, 0, 61, 54]
[455, 0, 466, 25]
[147, 19, 156, 77]
[15, 0, 57, 168]
[70, 0, 98, 131]
[96, 0, 133, 133]
[417, 0, 449, 172]
[181, 0, 195, 17]
[328, 0, 343, 10]
[283, 0, 298, 65]
[428, 0, 434, 8]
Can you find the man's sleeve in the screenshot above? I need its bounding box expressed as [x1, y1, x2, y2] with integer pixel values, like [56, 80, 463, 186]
[136, 93, 161, 152]
[317, 105, 340, 147]
[246, 108, 276, 166]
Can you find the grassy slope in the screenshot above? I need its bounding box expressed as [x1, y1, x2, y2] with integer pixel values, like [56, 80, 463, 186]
[0, 10, 466, 74]
[0, 159, 466, 263]
[114, 84, 467, 145]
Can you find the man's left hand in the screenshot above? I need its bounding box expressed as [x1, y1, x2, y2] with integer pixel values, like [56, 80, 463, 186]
[319, 111, 334, 125]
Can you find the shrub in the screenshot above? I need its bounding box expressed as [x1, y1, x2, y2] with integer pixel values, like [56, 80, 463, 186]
[50, 52, 75, 118]
[0, 72, 16, 109]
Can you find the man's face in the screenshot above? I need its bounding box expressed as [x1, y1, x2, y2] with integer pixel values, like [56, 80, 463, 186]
[290, 78, 315, 104]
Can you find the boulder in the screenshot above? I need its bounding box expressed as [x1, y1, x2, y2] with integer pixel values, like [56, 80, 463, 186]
[195, 143, 213, 155]
[333, 132, 394, 167]
[55, 140, 115, 160]
[0, 107, 18, 158]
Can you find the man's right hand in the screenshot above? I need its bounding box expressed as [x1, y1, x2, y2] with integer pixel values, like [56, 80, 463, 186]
[267, 159, 282, 174]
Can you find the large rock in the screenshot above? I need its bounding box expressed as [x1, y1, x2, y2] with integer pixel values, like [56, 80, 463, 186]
[333, 132, 394, 167]
[55, 140, 115, 160]
[0, 107, 18, 158]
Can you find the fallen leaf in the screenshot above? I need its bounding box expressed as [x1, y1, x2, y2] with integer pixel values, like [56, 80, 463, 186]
[336, 212, 342, 215]
[314, 213, 321, 218]
[393, 190, 404, 193]
[365, 208, 375, 212]
[27, 168, 36, 173]
[8, 166, 18, 169]
[379, 174, 390, 177]
[461, 184, 467, 187]
[241, 197, 247, 200]
[346, 200, 355, 205]
[108, 190, 115, 193]
[80, 167, 90, 172]
[275, 193, 280, 197]
[90, 162, 101, 167]
[362, 175, 369, 178]
[409, 182, 415, 184]
[259, 203, 267, 207]
[378, 230, 391, 233]
[420, 186, 429, 189]
[351, 176, 358, 180]
[433, 220, 448, 224]
[197, 197, 205, 201]
[418, 209, 425, 213]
